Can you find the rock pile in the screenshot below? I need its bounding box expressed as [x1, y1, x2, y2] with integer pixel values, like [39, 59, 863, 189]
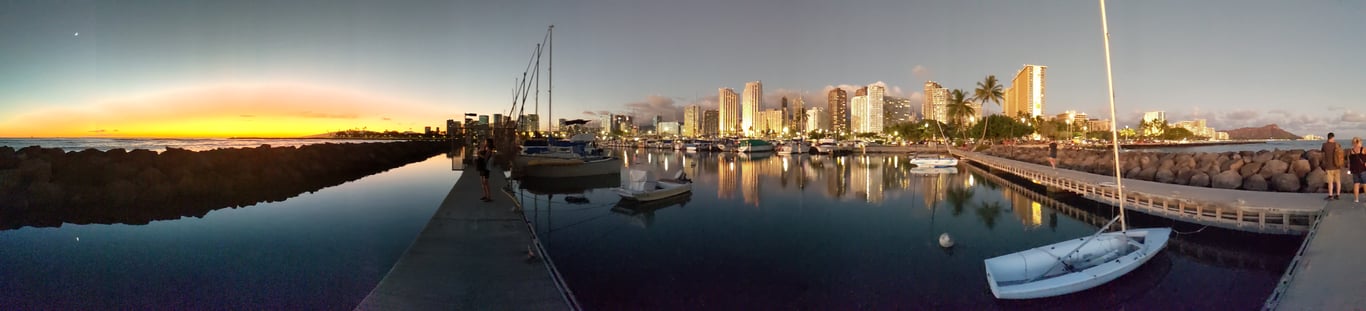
[980, 146, 1344, 193]
[0, 141, 447, 230]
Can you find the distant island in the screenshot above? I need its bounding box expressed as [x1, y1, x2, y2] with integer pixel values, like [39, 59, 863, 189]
[1225, 124, 1299, 140]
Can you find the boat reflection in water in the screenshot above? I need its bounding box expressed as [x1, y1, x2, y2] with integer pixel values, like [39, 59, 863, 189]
[514, 149, 1296, 310]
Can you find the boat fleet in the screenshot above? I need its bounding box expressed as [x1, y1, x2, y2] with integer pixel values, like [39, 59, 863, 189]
[599, 138, 859, 155]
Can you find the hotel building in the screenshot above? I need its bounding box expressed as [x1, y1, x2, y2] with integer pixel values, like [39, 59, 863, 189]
[1004, 64, 1047, 118]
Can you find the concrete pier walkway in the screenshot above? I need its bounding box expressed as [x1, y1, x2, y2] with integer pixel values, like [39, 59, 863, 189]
[1264, 198, 1366, 310]
[951, 149, 1324, 234]
[356, 167, 574, 310]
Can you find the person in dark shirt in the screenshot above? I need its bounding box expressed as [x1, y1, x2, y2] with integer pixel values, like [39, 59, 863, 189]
[1321, 133, 1343, 200]
[1048, 141, 1059, 169]
[477, 138, 495, 202]
[1349, 136, 1365, 203]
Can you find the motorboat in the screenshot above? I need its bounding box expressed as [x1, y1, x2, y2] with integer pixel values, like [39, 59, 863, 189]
[777, 140, 811, 154]
[908, 154, 959, 168]
[615, 168, 692, 201]
[984, 227, 1172, 299]
[736, 139, 774, 153]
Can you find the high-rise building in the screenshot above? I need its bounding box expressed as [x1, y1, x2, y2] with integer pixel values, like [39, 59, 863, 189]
[478, 115, 490, 125]
[1142, 111, 1166, 123]
[923, 81, 948, 123]
[742, 81, 762, 136]
[806, 107, 830, 133]
[683, 105, 702, 137]
[756, 109, 785, 136]
[827, 88, 849, 133]
[883, 96, 914, 126]
[703, 110, 719, 136]
[790, 96, 805, 133]
[719, 88, 739, 136]
[658, 121, 681, 136]
[519, 114, 540, 132]
[850, 85, 885, 134]
[1004, 64, 1047, 118]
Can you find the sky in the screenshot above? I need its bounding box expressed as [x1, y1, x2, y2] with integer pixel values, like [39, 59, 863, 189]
[2, 0, 1364, 138]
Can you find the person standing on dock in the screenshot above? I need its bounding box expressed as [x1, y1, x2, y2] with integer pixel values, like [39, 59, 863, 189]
[1349, 136, 1365, 203]
[1048, 141, 1059, 169]
[477, 138, 495, 202]
[1321, 133, 1344, 200]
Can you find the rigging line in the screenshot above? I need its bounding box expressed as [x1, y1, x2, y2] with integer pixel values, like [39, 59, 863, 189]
[1173, 225, 1209, 235]
[547, 210, 616, 233]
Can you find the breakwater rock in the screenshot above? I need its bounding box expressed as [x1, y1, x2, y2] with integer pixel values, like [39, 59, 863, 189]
[0, 141, 447, 230]
[980, 146, 1344, 193]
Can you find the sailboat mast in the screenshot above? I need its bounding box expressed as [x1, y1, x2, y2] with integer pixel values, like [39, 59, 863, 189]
[1100, 0, 1127, 232]
[548, 25, 554, 133]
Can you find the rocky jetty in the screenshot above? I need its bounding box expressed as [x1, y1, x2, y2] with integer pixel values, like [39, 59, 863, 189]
[0, 141, 447, 230]
[980, 146, 1345, 193]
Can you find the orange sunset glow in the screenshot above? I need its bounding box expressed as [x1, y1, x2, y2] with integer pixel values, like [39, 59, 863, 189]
[0, 84, 453, 138]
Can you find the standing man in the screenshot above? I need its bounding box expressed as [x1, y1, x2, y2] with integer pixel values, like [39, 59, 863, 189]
[1322, 132, 1344, 200]
[1048, 141, 1059, 169]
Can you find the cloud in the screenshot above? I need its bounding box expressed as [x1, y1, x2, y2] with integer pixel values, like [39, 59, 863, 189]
[382, 117, 392, 121]
[912, 65, 931, 81]
[295, 111, 359, 119]
[1225, 110, 1260, 121]
[623, 95, 682, 123]
[1342, 111, 1366, 123]
[88, 129, 106, 133]
[239, 115, 255, 118]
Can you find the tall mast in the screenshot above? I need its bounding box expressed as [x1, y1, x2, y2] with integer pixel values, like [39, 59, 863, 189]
[1100, 0, 1126, 232]
[548, 25, 554, 133]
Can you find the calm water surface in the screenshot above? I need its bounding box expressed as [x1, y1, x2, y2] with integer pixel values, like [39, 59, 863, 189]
[0, 154, 457, 309]
[518, 149, 1300, 310]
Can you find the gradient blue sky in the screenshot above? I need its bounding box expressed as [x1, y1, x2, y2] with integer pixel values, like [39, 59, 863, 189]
[3, 0, 1364, 138]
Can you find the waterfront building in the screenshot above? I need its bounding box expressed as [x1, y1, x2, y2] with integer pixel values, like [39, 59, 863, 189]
[658, 121, 681, 137]
[756, 109, 785, 136]
[446, 119, 459, 138]
[1087, 118, 1112, 133]
[1216, 132, 1229, 140]
[1004, 64, 1046, 117]
[828, 88, 849, 133]
[806, 107, 830, 135]
[883, 96, 914, 126]
[742, 81, 763, 136]
[478, 115, 490, 125]
[922, 81, 948, 123]
[850, 85, 885, 134]
[788, 96, 805, 133]
[519, 114, 539, 132]
[703, 110, 719, 136]
[683, 105, 702, 137]
[1174, 119, 1217, 138]
[719, 88, 740, 136]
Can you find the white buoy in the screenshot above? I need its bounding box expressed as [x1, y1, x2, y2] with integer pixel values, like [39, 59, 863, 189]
[939, 233, 954, 248]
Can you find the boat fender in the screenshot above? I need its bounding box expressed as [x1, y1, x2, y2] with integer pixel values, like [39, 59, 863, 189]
[939, 233, 955, 248]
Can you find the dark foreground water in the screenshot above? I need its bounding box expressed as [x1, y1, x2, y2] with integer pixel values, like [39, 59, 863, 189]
[0, 154, 456, 309]
[518, 149, 1301, 310]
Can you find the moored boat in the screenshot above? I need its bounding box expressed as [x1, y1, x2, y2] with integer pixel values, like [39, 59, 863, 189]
[616, 168, 692, 201]
[777, 140, 811, 154]
[908, 154, 959, 168]
[984, 227, 1171, 299]
[736, 139, 774, 153]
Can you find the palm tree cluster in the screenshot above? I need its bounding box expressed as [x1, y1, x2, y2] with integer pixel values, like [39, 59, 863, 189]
[941, 75, 1006, 144]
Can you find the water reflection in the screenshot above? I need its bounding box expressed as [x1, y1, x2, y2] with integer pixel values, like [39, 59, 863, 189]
[517, 149, 1297, 310]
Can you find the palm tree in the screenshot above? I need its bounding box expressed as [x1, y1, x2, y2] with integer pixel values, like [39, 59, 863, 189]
[945, 89, 974, 141]
[973, 75, 1004, 143]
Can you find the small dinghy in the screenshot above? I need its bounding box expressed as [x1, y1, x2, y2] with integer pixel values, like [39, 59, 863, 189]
[615, 167, 692, 201]
[984, 224, 1171, 299]
[908, 154, 958, 168]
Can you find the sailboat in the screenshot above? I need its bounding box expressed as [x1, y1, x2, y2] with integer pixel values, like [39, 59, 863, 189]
[982, 0, 1172, 300]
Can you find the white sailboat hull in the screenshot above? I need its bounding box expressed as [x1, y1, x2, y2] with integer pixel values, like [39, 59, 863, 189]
[984, 228, 1170, 299]
[908, 157, 958, 168]
[516, 156, 622, 178]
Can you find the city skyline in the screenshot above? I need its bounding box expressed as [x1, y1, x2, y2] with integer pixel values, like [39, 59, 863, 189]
[2, 1, 1364, 138]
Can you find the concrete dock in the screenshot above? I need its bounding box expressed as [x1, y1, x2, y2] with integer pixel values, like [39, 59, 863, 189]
[1264, 198, 1366, 310]
[952, 149, 1325, 234]
[356, 168, 575, 310]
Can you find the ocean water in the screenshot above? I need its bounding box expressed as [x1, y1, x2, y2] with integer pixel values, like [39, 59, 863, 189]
[0, 154, 459, 309]
[519, 149, 1301, 310]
